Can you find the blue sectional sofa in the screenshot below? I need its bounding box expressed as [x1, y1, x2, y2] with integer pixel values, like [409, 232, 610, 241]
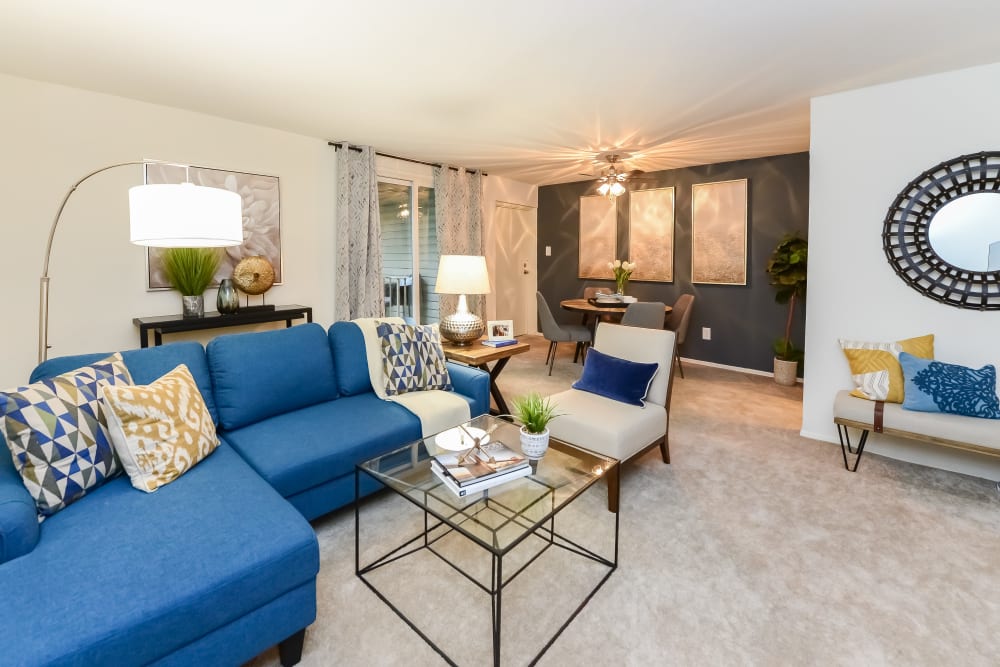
[0, 322, 489, 666]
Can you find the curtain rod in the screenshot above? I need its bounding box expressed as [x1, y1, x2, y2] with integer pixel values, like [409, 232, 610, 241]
[327, 141, 487, 175]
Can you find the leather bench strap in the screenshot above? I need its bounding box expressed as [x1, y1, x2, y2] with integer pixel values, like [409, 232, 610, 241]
[873, 400, 885, 433]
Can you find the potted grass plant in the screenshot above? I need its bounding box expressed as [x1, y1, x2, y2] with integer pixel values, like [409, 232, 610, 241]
[510, 392, 562, 460]
[765, 234, 807, 386]
[161, 247, 222, 318]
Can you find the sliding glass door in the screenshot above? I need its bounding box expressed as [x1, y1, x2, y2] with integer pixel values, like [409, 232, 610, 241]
[378, 180, 438, 324]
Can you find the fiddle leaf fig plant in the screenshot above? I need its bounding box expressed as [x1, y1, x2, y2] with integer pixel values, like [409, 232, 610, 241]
[765, 234, 808, 362]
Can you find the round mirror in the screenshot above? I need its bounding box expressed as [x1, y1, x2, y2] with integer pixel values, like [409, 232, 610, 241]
[928, 192, 1000, 271]
[883, 151, 1000, 310]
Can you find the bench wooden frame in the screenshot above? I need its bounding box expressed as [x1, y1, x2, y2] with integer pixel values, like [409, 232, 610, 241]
[835, 416, 1000, 472]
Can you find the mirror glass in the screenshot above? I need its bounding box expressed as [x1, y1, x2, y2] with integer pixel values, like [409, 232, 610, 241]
[928, 192, 1000, 271]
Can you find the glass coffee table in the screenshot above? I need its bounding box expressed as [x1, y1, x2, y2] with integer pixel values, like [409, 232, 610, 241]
[355, 414, 619, 666]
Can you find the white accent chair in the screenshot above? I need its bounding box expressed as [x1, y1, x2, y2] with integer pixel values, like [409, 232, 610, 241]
[547, 322, 677, 512]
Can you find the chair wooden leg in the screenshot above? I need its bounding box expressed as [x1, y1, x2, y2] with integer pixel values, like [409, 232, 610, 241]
[659, 436, 670, 464]
[573, 341, 581, 363]
[549, 342, 557, 376]
[675, 351, 684, 379]
[544, 341, 556, 366]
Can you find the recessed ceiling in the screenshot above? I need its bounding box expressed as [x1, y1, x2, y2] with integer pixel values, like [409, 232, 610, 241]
[3, 1, 1000, 185]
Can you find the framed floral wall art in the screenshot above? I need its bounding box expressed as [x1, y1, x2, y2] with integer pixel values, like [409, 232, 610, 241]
[691, 179, 748, 285]
[145, 163, 282, 290]
[628, 187, 674, 282]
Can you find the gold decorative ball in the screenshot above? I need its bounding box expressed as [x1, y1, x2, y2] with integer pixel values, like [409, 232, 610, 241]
[232, 256, 275, 295]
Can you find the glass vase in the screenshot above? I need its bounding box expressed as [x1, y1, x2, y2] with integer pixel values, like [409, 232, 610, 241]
[217, 278, 239, 315]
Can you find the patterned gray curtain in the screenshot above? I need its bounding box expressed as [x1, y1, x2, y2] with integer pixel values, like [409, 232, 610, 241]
[433, 167, 484, 316]
[335, 144, 383, 320]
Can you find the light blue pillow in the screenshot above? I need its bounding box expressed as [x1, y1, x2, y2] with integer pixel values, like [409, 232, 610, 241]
[899, 352, 1000, 419]
[572, 348, 658, 407]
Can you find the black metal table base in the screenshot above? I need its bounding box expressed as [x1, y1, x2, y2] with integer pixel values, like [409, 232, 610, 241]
[355, 469, 619, 666]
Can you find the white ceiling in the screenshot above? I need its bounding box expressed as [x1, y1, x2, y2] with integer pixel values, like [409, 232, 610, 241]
[3, 1, 1000, 185]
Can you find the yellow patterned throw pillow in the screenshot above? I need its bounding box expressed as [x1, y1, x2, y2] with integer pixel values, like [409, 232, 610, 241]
[839, 334, 934, 403]
[101, 364, 219, 492]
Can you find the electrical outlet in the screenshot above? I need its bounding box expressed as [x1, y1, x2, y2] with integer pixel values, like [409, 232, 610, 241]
[702, 327, 711, 341]
[545, 245, 552, 257]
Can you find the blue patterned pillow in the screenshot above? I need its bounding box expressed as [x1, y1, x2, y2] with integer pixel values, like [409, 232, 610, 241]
[572, 348, 659, 407]
[0, 353, 133, 516]
[899, 352, 1000, 419]
[377, 322, 452, 396]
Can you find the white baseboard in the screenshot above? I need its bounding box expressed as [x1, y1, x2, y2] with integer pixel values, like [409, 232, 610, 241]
[681, 357, 803, 383]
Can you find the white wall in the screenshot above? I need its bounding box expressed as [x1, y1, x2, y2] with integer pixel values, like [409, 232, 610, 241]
[803, 61, 1000, 479]
[0, 73, 336, 388]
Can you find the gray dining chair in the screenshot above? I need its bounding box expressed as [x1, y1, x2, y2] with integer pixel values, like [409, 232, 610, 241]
[664, 294, 694, 378]
[621, 301, 667, 329]
[536, 291, 592, 375]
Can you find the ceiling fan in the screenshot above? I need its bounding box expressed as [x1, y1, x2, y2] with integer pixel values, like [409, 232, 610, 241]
[582, 151, 649, 199]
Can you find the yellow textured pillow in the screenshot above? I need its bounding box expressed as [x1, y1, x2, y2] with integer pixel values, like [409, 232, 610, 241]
[839, 334, 934, 403]
[100, 364, 219, 492]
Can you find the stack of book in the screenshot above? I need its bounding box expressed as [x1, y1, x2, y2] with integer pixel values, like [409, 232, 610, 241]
[431, 440, 531, 496]
[481, 339, 517, 348]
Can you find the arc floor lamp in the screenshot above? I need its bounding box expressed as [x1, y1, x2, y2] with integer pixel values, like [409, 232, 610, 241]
[38, 160, 245, 363]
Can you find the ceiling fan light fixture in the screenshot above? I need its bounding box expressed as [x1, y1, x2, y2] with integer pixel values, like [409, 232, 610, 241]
[597, 182, 611, 196]
[610, 181, 626, 197]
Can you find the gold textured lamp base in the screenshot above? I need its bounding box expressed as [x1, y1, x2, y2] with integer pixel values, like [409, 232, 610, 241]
[439, 311, 484, 345]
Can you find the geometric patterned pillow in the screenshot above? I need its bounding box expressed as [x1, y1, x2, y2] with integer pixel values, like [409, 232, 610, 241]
[0, 353, 132, 517]
[839, 334, 934, 403]
[377, 322, 452, 396]
[100, 363, 219, 493]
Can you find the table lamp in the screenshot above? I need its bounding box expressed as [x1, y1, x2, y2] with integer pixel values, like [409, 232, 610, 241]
[434, 254, 491, 345]
[39, 160, 244, 362]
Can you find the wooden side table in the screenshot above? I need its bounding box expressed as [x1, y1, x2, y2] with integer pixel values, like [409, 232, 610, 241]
[441, 338, 530, 415]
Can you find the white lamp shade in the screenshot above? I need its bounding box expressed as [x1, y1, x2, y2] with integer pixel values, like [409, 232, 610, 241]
[128, 183, 244, 247]
[434, 255, 491, 294]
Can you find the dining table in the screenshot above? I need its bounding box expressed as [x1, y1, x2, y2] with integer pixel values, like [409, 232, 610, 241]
[559, 298, 672, 323]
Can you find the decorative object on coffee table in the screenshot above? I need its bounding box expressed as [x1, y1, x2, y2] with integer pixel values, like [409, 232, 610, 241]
[510, 392, 562, 460]
[216, 278, 239, 314]
[161, 247, 223, 319]
[435, 255, 492, 345]
[233, 255, 276, 311]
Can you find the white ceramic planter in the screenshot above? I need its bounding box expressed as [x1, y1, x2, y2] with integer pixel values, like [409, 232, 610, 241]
[773, 357, 798, 386]
[519, 427, 550, 460]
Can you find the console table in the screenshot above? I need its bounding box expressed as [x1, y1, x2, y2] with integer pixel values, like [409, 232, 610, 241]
[133, 304, 313, 348]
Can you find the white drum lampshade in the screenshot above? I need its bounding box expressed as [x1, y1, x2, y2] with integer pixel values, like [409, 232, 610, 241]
[435, 255, 491, 345]
[129, 183, 244, 247]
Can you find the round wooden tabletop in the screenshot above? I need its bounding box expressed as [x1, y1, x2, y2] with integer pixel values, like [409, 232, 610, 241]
[559, 298, 672, 316]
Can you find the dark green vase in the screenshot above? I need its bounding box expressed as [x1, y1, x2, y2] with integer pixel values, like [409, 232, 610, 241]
[216, 278, 239, 314]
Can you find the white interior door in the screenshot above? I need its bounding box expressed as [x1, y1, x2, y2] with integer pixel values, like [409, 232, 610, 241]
[494, 202, 537, 335]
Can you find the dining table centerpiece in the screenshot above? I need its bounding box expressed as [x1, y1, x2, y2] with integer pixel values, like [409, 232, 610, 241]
[608, 259, 636, 295]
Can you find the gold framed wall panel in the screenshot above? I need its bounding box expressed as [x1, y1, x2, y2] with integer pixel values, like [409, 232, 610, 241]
[628, 187, 674, 282]
[691, 179, 748, 285]
[578, 195, 617, 279]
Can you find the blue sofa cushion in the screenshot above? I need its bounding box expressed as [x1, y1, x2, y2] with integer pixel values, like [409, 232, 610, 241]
[3, 353, 131, 516]
[0, 442, 319, 666]
[223, 393, 422, 498]
[329, 321, 373, 396]
[207, 323, 339, 431]
[30, 342, 220, 426]
[0, 446, 39, 564]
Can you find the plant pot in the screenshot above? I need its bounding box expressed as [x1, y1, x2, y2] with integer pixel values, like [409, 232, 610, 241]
[182, 295, 205, 319]
[519, 427, 550, 460]
[773, 357, 798, 386]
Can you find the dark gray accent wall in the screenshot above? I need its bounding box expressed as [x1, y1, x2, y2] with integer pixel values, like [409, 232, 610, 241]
[537, 152, 809, 374]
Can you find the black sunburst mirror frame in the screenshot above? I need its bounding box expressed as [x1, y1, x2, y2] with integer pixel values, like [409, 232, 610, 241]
[883, 151, 1000, 310]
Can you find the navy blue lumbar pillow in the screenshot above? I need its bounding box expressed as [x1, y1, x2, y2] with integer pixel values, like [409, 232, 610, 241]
[899, 352, 1000, 419]
[572, 348, 659, 407]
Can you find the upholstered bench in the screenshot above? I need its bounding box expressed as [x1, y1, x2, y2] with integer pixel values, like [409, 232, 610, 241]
[833, 390, 1000, 471]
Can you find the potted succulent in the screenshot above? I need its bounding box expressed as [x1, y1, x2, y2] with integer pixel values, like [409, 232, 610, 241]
[509, 392, 562, 460]
[160, 247, 222, 318]
[765, 234, 807, 386]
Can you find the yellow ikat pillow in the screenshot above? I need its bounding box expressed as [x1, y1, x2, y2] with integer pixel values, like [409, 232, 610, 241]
[839, 334, 934, 403]
[100, 364, 219, 492]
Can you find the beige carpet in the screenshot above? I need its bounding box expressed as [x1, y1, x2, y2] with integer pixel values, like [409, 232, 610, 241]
[251, 335, 1000, 666]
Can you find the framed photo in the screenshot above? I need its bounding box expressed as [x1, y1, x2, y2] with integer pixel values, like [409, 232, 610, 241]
[578, 195, 617, 279]
[487, 320, 515, 341]
[628, 187, 674, 282]
[145, 163, 282, 290]
[691, 179, 748, 285]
